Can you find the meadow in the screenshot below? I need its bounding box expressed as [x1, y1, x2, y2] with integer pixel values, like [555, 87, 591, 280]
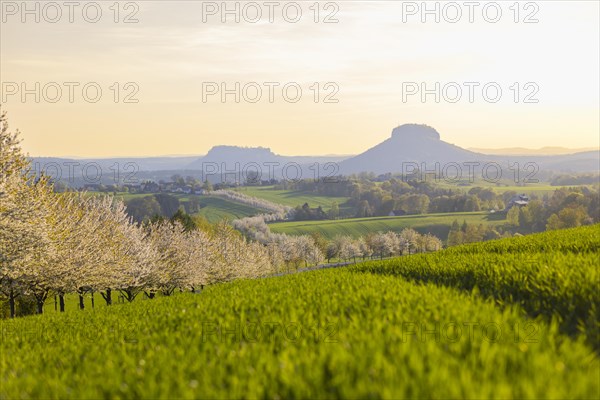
[1, 225, 598, 399]
[235, 186, 351, 211]
[111, 193, 267, 222]
[269, 211, 504, 239]
[351, 225, 600, 346]
[194, 196, 266, 222]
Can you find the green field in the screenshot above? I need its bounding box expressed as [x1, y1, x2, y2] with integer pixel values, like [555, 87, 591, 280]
[270, 211, 504, 239]
[195, 196, 266, 222]
[1, 226, 598, 398]
[235, 186, 351, 211]
[352, 225, 600, 346]
[104, 192, 267, 222]
[37, 291, 163, 315]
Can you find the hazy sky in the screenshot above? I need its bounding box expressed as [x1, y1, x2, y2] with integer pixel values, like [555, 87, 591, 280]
[1, 1, 599, 157]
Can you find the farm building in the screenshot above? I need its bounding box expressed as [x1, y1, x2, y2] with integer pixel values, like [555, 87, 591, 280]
[504, 194, 530, 211]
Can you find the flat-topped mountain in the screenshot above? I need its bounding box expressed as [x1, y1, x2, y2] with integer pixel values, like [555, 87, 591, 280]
[186, 145, 347, 170]
[339, 124, 599, 174]
[198, 146, 281, 165]
[338, 124, 480, 174]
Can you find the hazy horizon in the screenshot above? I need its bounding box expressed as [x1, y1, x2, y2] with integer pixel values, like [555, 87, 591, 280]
[26, 134, 600, 160]
[2, 1, 599, 157]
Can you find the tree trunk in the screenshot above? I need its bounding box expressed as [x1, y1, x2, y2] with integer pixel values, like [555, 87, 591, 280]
[101, 289, 112, 305]
[127, 290, 136, 302]
[35, 290, 48, 314]
[54, 295, 57, 312]
[9, 291, 16, 318]
[91, 292, 95, 308]
[121, 288, 137, 302]
[59, 294, 65, 312]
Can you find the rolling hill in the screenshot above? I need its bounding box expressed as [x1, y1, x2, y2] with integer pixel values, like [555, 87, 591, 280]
[235, 186, 351, 211]
[269, 211, 503, 240]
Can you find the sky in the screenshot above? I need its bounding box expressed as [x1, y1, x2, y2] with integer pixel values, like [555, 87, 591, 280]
[1, 0, 599, 157]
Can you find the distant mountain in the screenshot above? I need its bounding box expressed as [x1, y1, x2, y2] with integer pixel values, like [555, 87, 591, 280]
[188, 146, 282, 168]
[469, 146, 599, 156]
[338, 124, 481, 174]
[339, 124, 599, 175]
[186, 145, 348, 171]
[30, 148, 349, 187]
[31, 124, 599, 186]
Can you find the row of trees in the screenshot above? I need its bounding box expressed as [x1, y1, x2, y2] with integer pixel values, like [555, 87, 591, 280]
[292, 203, 328, 221]
[1, 111, 281, 318]
[277, 179, 510, 217]
[447, 221, 509, 246]
[324, 230, 443, 262]
[232, 214, 443, 265]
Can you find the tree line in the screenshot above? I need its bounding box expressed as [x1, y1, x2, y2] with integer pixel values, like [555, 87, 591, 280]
[232, 214, 443, 264]
[0, 112, 282, 318]
[276, 176, 599, 222]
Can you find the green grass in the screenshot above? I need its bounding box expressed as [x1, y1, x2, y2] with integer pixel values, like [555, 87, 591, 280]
[96, 192, 267, 223]
[1, 272, 598, 398]
[2, 226, 599, 398]
[112, 192, 153, 201]
[235, 186, 351, 211]
[195, 196, 267, 222]
[38, 292, 157, 315]
[270, 211, 504, 239]
[351, 225, 600, 346]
